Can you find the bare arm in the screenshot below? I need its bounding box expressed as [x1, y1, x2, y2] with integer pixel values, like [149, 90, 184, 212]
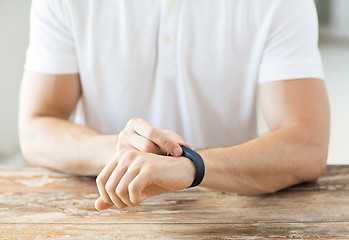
[19, 71, 186, 176]
[94, 78, 330, 210]
[19, 71, 117, 176]
[199, 78, 330, 194]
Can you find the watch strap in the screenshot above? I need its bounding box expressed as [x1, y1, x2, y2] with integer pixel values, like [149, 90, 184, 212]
[180, 146, 205, 188]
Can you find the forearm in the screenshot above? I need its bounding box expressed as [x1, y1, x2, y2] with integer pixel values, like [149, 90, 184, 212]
[19, 117, 117, 176]
[198, 123, 328, 195]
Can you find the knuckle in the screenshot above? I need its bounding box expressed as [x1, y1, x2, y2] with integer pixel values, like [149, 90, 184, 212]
[113, 150, 123, 160]
[115, 185, 127, 198]
[105, 182, 115, 195]
[133, 156, 145, 168]
[162, 140, 171, 150]
[118, 158, 130, 168]
[118, 130, 127, 139]
[117, 204, 127, 209]
[145, 127, 156, 139]
[129, 189, 139, 204]
[117, 149, 129, 156]
[128, 182, 137, 194]
[123, 149, 138, 160]
[128, 118, 140, 127]
[118, 150, 138, 166]
[117, 130, 133, 145]
[96, 175, 106, 188]
[142, 142, 154, 153]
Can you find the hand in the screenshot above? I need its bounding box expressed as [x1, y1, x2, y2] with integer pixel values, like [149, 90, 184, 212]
[95, 150, 196, 210]
[116, 118, 191, 157]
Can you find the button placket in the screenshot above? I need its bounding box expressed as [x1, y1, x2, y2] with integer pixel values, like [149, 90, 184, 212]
[157, 0, 180, 73]
[167, 0, 174, 8]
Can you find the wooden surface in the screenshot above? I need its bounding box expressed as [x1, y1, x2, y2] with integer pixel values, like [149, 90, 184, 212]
[0, 166, 349, 239]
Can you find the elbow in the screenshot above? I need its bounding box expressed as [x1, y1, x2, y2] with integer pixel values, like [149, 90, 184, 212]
[303, 151, 328, 182]
[261, 148, 328, 195]
[20, 145, 39, 167]
[293, 141, 328, 186]
[296, 121, 330, 183]
[19, 135, 37, 167]
[19, 123, 41, 167]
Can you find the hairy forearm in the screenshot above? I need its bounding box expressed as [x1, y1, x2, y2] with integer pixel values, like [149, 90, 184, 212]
[198, 123, 328, 195]
[19, 117, 117, 176]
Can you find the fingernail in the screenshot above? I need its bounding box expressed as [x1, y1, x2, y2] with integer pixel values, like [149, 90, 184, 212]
[174, 147, 182, 157]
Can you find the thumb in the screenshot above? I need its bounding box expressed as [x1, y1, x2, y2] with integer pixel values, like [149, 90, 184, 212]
[95, 196, 113, 211]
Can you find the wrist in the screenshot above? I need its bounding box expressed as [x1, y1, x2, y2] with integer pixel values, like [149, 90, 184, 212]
[179, 156, 196, 188]
[96, 134, 118, 173]
[180, 146, 205, 188]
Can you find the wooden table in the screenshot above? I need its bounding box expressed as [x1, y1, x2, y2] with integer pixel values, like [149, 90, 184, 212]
[0, 165, 349, 239]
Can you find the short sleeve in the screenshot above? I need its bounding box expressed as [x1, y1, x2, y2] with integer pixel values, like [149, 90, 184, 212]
[24, 0, 78, 74]
[258, 0, 325, 84]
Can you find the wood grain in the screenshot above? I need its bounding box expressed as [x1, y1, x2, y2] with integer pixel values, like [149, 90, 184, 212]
[0, 165, 349, 239]
[1, 223, 349, 239]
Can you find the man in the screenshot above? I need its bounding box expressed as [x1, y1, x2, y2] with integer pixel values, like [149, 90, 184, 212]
[19, 0, 330, 211]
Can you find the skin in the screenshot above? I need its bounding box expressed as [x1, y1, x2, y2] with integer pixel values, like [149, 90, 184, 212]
[19, 71, 330, 211]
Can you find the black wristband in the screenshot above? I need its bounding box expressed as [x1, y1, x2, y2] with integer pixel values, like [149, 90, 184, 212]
[180, 146, 205, 188]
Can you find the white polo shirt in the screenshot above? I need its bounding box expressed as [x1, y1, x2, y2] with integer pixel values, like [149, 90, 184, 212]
[25, 0, 324, 149]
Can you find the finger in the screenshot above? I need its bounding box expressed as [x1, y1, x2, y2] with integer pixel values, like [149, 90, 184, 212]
[128, 171, 151, 205]
[115, 168, 140, 207]
[116, 129, 137, 151]
[163, 130, 192, 150]
[130, 119, 182, 157]
[129, 132, 165, 155]
[105, 163, 129, 209]
[95, 196, 113, 211]
[96, 157, 120, 205]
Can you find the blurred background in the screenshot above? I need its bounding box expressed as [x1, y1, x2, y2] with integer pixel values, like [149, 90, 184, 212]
[0, 0, 348, 168]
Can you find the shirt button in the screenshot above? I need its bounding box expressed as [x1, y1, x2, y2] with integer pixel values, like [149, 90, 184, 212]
[164, 36, 172, 44]
[167, 0, 174, 8]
